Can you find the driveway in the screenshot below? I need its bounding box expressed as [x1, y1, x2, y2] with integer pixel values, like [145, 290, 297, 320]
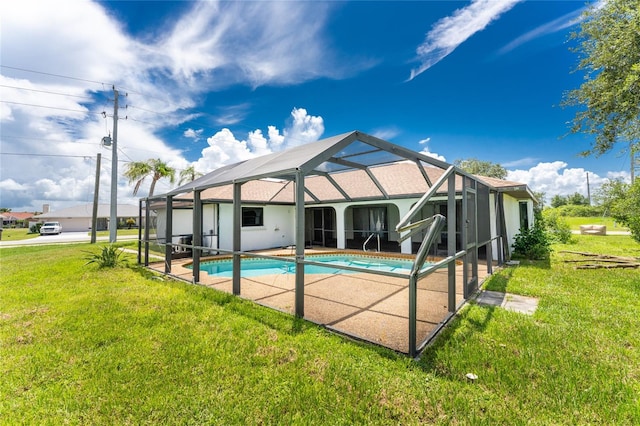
[0, 232, 137, 247]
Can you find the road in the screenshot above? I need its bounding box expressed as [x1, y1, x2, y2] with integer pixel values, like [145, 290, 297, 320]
[0, 231, 138, 248]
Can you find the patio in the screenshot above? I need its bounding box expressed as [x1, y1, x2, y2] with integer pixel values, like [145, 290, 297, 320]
[148, 248, 492, 354]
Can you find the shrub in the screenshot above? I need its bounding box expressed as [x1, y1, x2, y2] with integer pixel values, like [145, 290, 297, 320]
[29, 223, 42, 234]
[542, 209, 574, 244]
[555, 204, 604, 217]
[610, 178, 640, 243]
[84, 245, 124, 268]
[512, 216, 551, 260]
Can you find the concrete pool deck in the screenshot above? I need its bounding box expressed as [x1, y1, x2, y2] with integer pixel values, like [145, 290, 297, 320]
[148, 248, 493, 354]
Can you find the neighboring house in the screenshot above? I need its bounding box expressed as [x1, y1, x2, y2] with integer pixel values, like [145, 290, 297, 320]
[35, 204, 141, 232]
[0, 212, 36, 228]
[146, 131, 536, 258]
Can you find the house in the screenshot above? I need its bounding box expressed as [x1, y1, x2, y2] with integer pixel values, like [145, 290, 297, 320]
[147, 133, 535, 258]
[140, 130, 536, 356]
[35, 204, 141, 232]
[0, 211, 36, 228]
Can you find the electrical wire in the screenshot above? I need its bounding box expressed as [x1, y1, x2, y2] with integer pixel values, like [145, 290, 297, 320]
[0, 84, 96, 100]
[1, 152, 96, 159]
[1, 65, 108, 86]
[2, 64, 321, 155]
[0, 100, 103, 116]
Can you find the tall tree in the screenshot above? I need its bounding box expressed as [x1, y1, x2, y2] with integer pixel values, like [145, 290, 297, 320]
[532, 191, 546, 212]
[551, 194, 568, 208]
[566, 192, 590, 206]
[454, 158, 507, 179]
[609, 179, 640, 242]
[594, 178, 629, 213]
[563, 0, 640, 156]
[178, 165, 203, 185]
[124, 158, 176, 197]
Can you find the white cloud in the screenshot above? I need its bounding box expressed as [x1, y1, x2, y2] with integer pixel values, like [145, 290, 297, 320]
[498, 7, 584, 55]
[409, 0, 522, 80]
[155, 1, 346, 88]
[502, 157, 539, 168]
[606, 171, 632, 182]
[420, 146, 447, 163]
[506, 161, 608, 199]
[283, 108, 325, 148]
[0, 178, 29, 191]
[194, 108, 324, 173]
[420, 149, 447, 163]
[214, 104, 251, 126]
[372, 127, 401, 141]
[0, 1, 342, 211]
[418, 137, 431, 145]
[184, 128, 203, 139]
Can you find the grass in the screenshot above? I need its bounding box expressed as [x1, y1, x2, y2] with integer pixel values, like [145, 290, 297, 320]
[563, 216, 629, 231]
[0, 228, 38, 241]
[0, 228, 140, 242]
[94, 228, 140, 237]
[1, 237, 639, 424]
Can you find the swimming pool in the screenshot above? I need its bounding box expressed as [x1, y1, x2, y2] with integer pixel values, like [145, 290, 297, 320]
[192, 254, 423, 278]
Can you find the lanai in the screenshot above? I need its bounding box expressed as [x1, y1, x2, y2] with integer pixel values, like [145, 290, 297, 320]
[138, 131, 514, 356]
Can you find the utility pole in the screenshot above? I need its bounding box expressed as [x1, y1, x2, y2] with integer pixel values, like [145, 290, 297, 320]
[109, 88, 119, 243]
[91, 153, 101, 244]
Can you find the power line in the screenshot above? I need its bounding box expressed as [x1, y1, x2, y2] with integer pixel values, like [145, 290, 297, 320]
[1, 152, 96, 159]
[2, 135, 103, 145]
[1, 65, 108, 86]
[0, 100, 103, 116]
[0, 84, 97, 100]
[0, 152, 129, 164]
[2, 65, 321, 155]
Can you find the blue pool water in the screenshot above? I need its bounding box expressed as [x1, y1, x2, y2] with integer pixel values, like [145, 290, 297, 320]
[193, 254, 421, 278]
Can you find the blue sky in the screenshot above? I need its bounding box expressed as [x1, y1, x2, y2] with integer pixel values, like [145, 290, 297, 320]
[0, 0, 632, 212]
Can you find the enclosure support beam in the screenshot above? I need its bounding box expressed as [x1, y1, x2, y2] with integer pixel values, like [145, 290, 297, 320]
[447, 173, 456, 313]
[497, 193, 509, 262]
[233, 183, 242, 295]
[137, 199, 142, 264]
[143, 198, 150, 267]
[193, 191, 202, 284]
[295, 171, 305, 318]
[462, 177, 469, 299]
[165, 196, 173, 274]
[408, 275, 417, 358]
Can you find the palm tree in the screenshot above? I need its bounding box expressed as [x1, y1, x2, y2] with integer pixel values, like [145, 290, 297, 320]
[178, 165, 203, 185]
[124, 158, 176, 197]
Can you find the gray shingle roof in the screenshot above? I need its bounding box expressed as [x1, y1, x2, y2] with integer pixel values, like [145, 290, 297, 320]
[157, 131, 534, 204]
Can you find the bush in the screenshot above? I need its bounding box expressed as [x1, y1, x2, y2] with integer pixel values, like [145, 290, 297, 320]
[554, 204, 604, 217]
[542, 209, 574, 244]
[84, 245, 124, 268]
[610, 178, 640, 243]
[29, 223, 42, 234]
[512, 216, 551, 260]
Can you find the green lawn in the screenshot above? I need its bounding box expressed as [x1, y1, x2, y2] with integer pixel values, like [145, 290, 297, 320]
[94, 228, 141, 237]
[1, 237, 639, 424]
[563, 216, 629, 231]
[0, 228, 38, 241]
[0, 228, 140, 242]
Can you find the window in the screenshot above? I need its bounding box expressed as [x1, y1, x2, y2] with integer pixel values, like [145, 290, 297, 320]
[242, 207, 264, 227]
[519, 202, 529, 230]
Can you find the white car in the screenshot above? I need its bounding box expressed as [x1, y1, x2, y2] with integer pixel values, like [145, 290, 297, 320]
[40, 221, 62, 235]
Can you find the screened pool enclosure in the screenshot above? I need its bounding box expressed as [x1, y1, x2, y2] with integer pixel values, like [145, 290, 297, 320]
[137, 131, 533, 356]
